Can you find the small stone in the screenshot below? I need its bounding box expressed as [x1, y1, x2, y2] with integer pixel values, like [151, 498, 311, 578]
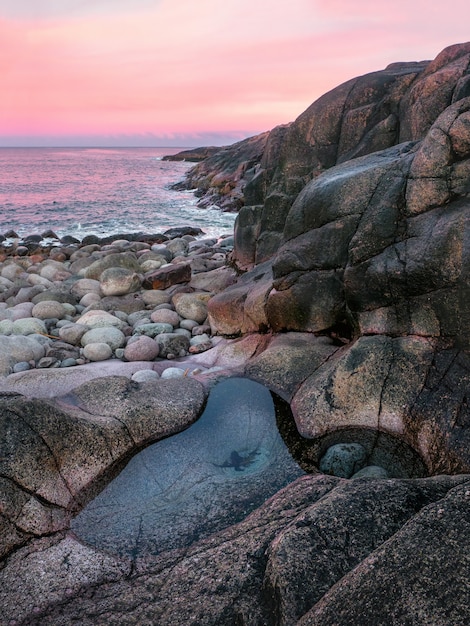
[351, 465, 390, 479]
[12, 361, 31, 373]
[11, 317, 48, 336]
[58, 323, 90, 346]
[81, 326, 126, 350]
[172, 293, 209, 324]
[161, 367, 186, 379]
[32, 300, 68, 320]
[150, 308, 180, 327]
[83, 342, 113, 361]
[60, 358, 78, 368]
[99, 267, 142, 296]
[133, 322, 173, 337]
[131, 369, 160, 383]
[140, 289, 171, 307]
[319, 443, 367, 478]
[124, 335, 160, 361]
[76, 310, 125, 329]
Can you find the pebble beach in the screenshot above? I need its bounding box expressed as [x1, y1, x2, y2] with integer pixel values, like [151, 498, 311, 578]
[0, 228, 237, 380]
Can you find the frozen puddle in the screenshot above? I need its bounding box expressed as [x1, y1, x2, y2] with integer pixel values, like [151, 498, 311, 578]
[71, 378, 305, 557]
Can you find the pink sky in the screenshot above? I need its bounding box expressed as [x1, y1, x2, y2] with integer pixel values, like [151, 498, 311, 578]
[1, 0, 470, 146]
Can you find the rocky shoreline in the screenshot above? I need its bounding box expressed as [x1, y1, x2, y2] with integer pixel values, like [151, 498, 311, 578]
[0, 227, 236, 378]
[1, 42, 470, 625]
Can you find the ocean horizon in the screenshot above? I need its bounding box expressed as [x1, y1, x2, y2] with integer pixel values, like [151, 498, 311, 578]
[0, 146, 236, 241]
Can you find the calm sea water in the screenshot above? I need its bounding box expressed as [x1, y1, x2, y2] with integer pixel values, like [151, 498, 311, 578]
[0, 147, 236, 240]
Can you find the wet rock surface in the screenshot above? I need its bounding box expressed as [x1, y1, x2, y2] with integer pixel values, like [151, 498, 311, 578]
[71, 378, 304, 558]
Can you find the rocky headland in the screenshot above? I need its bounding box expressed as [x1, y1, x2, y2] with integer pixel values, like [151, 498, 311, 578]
[1, 42, 470, 625]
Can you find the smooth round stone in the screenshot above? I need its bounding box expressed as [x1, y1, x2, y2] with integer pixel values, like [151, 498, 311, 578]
[1, 263, 25, 281]
[100, 267, 142, 297]
[13, 361, 31, 373]
[62, 302, 77, 316]
[161, 367, 186, 379]
[59, 323, 90, 345]
[123, 335, 160, 361]
[127, 311, 150, 326]
[0, 277, 14, 290]
[190, 333, 211, 346]
[133, 322, 173, 338]
[112, 311, 129, 323]
[0, 319, 13, 335]
[39, 263, 72, 282]
[150, 308, 180, 327]
[76, 310, 125, 330]
[351, 465, 390, 479]
[81, 326, 126, 350]
[56, 319, 73, 328]
[150, 244, 172, 261]
[60, 358, 78, 368]
[9, 302, 35, 321]
[319, 443, 367, 478]
[172, 293, 209, 324]
[179, 319, 199, 331]
[27, 274, 54, 288]
[192, 324, 212, 336]
[79, 292, 102, 308]
[0, 335, 45, 362]
[140, 259, 163, 273]
[174, 328, 191, 338]
[14, 285, 45, 304]
[131, 369, 160, 383]
[11, 317, 48, 336]
[140, 290, 171, 306]
[166, 238, 189, 257]
[28, 333, 52, 346]
[31, 300, 68, 320]
[70, 278, 101, 299]
[83, 253, 142, 280]
[83, 342, 113, 362]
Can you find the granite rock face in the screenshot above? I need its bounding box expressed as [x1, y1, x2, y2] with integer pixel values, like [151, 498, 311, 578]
[209, 95, 470, 345]
[2, 43, 470, 625]
[173, 131, 271, 212]
[1, 473, 469, 625]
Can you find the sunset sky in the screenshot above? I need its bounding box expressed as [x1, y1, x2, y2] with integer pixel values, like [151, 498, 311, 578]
[1, 0, 470, 147]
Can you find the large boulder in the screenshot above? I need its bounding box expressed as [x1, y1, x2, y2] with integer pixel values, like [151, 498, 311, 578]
[0, 376, 207, 559]
[209, 96, 470, 349]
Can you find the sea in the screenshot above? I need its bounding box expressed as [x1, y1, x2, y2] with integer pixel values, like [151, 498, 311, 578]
[0, 147, 236, 241]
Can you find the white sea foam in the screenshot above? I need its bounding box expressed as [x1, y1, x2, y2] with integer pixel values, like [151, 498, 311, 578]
[0, 147, 236, 239]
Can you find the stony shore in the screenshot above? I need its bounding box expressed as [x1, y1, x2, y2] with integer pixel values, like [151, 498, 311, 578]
[0, 227, 237, 382]
[2, 42, 470, 625]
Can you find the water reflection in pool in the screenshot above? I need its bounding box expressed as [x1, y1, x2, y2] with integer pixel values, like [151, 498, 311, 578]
[71, 378, 305, 557]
